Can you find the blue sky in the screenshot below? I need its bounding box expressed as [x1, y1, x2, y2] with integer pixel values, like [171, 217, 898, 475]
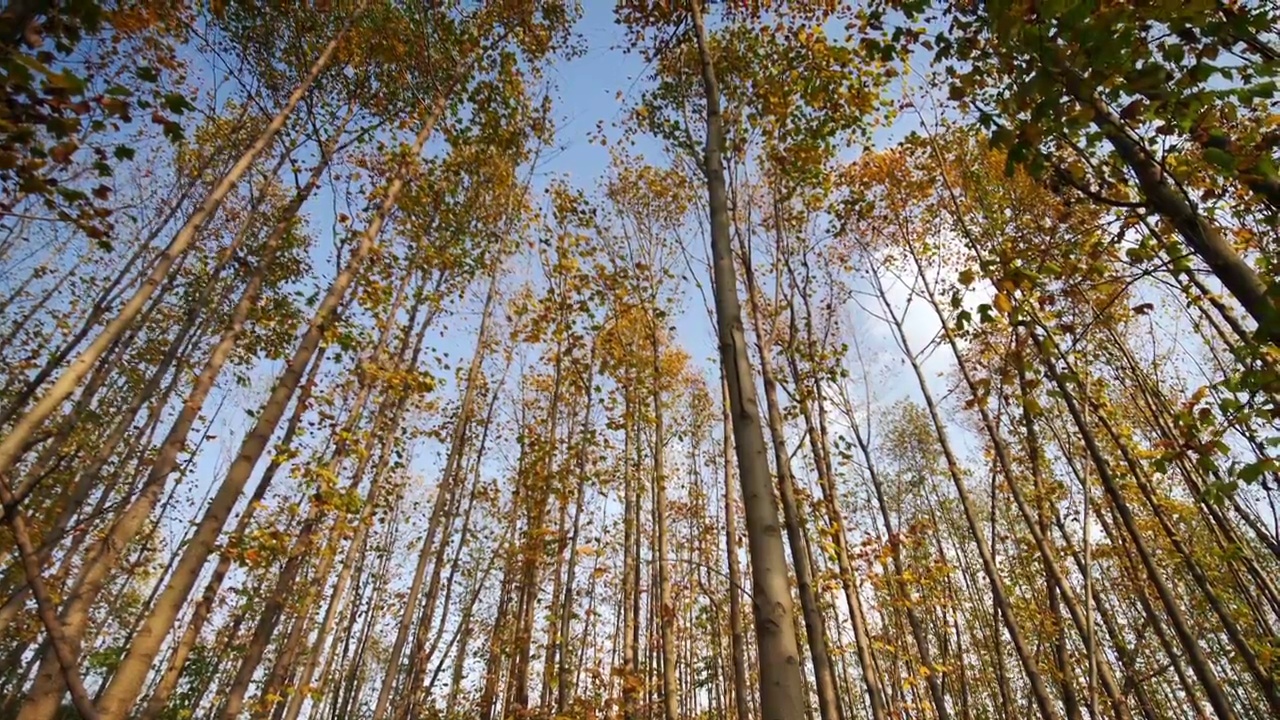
[538, 2, 655, 182]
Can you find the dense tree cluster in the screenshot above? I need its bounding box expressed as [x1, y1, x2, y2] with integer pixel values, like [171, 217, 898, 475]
[0, 2, 1277, 720]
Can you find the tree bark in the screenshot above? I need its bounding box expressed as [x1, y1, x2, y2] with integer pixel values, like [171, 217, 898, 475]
[688, 4, 808, 719]
[1057, 69, 1279, 339]
[743, 240, 843, 720]
[650, 320, 681, 720]
[719, 378, 752, 720]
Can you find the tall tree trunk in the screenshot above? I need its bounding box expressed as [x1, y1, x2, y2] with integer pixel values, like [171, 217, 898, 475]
[273, 403, 409, 720]
[742, 242, 843, 720]
[1016, 357, 1084, 720]
[1054, 68, 1279, 338]
[478, 538, 516, 720]
[251, 306, 425, 720]
[785, 259, 889, 720]
[650, 322, 681, 720]
[620, 381, 640, 720]
[508, 341, 564, 715]
[842, 380, 951, 720]
[1052, 343, 1280, 715]
[719, 378, 752, 720]
[688, 4, 807, 718]
[137, 342, 327, 720]
[537, 489, 572, 711]
[908, 249, 1133, 720]
[17, 106, 362, 720]
[557, 353, 596, 715]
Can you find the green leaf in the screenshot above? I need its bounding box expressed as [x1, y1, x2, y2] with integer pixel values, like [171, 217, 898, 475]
[1249, 80, 1277, 100]
[161, 121, 184, 143]
[56, 186, 88, 203]
[47, 69, 86, 94]
[162, 92, 194, 115]
[1040, 0, 1066, 18]
[1203, 147, 1236, 170]
[1255, 155, 1278, 181]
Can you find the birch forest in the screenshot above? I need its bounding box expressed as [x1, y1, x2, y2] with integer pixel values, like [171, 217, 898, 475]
[1, 1, 1280, 719]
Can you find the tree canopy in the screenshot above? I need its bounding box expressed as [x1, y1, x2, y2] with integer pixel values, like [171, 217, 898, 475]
[0, 3, 1278, 720]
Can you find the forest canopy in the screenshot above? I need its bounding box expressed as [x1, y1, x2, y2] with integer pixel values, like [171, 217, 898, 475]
[0, 2, 1278, 720]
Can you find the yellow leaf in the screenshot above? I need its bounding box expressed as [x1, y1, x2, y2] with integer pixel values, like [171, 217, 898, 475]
[993, 292, 1013, 315]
